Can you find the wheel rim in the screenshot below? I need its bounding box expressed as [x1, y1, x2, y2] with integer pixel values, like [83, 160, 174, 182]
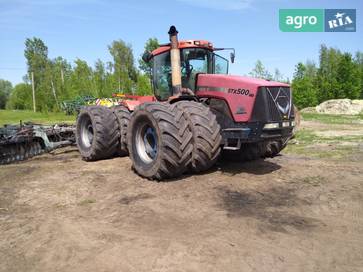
[135, 124, 158, 163]
[80, 116, 94, 148]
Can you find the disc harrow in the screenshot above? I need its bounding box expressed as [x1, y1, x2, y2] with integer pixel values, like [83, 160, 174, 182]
[0, 122, 75, 165]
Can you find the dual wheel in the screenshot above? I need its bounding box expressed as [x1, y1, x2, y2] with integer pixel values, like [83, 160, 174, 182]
[76, 105, 125, 161]
[76, 101, 222, 180]
[127, 101, 222, 180]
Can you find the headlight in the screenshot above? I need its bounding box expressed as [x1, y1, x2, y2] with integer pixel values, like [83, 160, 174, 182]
[291, 121, 295, 127]
[282, 121, 290, 127]
[263, 123, 279, 129]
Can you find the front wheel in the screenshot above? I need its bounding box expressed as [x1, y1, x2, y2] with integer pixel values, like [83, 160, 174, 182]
[174, 101, 222, 173]
[127, 102, 193, 180]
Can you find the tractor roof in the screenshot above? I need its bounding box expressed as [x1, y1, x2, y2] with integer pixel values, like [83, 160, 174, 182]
[151, 40, 213, 56]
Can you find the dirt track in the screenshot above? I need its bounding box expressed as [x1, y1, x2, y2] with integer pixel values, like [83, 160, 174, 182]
[1, 120, 363, 272]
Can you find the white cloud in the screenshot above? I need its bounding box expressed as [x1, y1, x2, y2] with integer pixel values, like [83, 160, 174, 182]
[177, 0, 253, 11]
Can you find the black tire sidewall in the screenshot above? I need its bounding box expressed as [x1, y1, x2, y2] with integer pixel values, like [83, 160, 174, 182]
[128, 109, 163, 178]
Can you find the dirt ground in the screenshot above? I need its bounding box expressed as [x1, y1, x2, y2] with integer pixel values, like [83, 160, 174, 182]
[1, 119, 363, 272]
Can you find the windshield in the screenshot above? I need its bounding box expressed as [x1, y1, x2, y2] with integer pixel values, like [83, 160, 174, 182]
[152, 48, 229, 100]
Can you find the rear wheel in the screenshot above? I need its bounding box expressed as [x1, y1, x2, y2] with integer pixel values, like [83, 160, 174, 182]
[127, 102, 193, 180]
[76, 106, 119, 161]
[174, 101, 222, 173]
[112, 105, 131, 156]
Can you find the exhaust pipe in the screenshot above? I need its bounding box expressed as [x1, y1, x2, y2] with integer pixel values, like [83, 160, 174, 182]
[168, 26, 182, 95]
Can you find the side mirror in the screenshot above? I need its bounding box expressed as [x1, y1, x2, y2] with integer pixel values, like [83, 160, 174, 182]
[230, 52, 235, 63]
[142, 51, 153, 63]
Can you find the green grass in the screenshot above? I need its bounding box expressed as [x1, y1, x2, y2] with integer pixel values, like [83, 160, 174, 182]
[299, 176, 326, 186]
[0, 110, 76, 126]
[284, 128, 362, 159]
[78, 199, 97, 206]
[284, 143, 356, 159]
[301, 112, 363, 125]
[292, 129, 363, 144]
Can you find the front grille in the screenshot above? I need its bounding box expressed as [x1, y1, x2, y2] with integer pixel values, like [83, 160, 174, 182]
[266, 88, 281, 120]
[251, 86, 293, 122]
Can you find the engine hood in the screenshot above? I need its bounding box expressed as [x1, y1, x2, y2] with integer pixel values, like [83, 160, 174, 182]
[196, 74, 290, 122]
[197, 74, 289, 89]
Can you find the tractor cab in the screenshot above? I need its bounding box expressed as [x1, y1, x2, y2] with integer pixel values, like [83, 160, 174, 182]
[144, 40, 233, 100]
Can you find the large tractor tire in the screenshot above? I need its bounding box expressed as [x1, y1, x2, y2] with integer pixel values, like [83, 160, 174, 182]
[174, 101, 222, 173]
[127, 102, 193, 180]
[112, 105, 131, 156]
[76, 106, 119, 161]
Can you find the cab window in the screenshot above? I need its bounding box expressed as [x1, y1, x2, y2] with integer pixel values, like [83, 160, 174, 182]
[152, 48, 229, 100]
[213, 54, 228, 74]
[181, 48, 213, 90]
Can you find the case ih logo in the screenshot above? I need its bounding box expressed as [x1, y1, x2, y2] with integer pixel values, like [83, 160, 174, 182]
[325, 9, 356, 32]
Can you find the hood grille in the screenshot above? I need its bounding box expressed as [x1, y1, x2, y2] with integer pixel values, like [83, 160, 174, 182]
[251, 86, 294, 122]
[266, 87, 292, 120]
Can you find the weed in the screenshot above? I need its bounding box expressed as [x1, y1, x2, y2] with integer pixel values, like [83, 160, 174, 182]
[300, 176, 326, 186]
[78, 199, 96, 206]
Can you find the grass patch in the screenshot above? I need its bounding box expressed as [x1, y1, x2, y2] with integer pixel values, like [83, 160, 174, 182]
[284, 128, 362, 159]
[301, 112, 362, 125]
[0, 110, 76, 126]
[292, 129, 363, 144]
[300, 176, 326, 186]
[284, 142, 357, 159]
[292, 129, 318, 144]
[78, 199, 96, 206]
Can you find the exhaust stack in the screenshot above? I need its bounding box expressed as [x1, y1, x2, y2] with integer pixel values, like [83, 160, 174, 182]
[168, 26, 182, 95]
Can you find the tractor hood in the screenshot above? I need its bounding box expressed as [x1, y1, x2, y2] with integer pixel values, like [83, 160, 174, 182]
[197, 74, 289, 89]
[196, 74, 291, 122]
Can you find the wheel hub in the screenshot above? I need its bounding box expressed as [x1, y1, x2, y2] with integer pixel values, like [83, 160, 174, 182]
[136, 124, 158, 163]
[80, 117, 93, 148]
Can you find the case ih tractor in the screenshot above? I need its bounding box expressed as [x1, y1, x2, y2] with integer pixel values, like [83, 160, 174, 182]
[76, 26, 295, 180]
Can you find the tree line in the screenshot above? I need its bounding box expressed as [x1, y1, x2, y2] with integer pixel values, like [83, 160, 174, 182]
[247, 45, 363, 109]
[0, 37, 159, 112]
[0, 41, 362, 111]
[291, 45, 363, 108]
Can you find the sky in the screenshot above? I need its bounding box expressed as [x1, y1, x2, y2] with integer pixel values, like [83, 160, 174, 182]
[0, 0, 361, 85]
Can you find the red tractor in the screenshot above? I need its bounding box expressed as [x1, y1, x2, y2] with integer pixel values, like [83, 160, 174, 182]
[76, 26, 296, 180]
